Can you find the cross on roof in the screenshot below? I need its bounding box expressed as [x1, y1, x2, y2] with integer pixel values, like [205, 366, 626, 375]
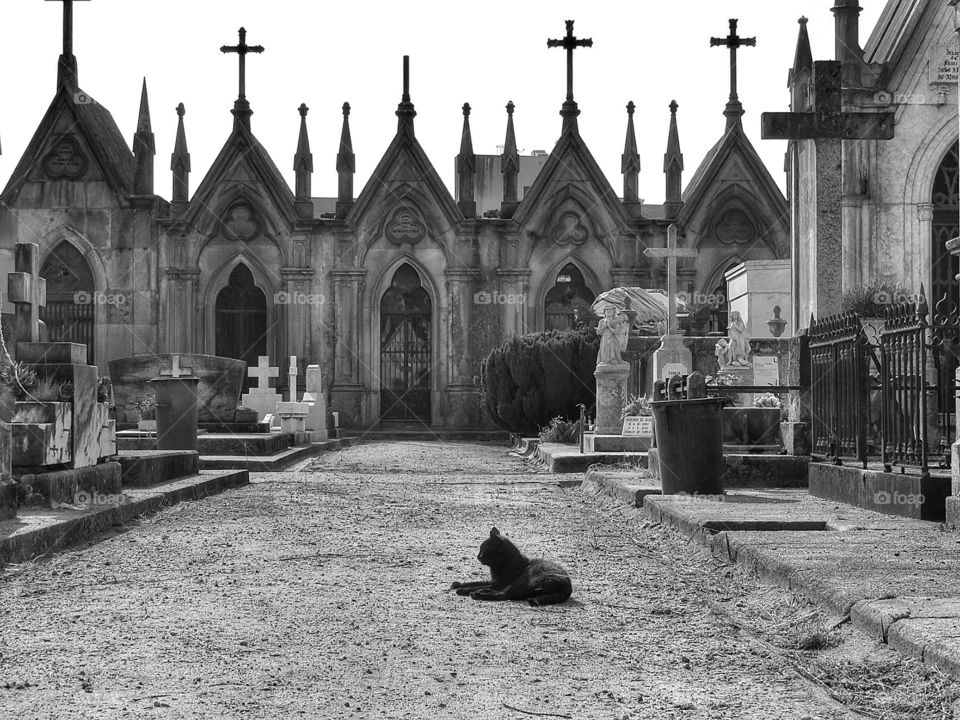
[248, 355, 279, 390]
[644, 225, 697, 336]
[160, 355, 193, 378]
[7, 243, 47, 345]
[710, 18, 755, 125]
[46, 0, 89, 57]
[547, 20, 592, 105]
[220, 27, 264, 102]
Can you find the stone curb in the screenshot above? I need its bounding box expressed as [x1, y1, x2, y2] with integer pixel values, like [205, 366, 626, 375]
[587, 471, 960, 680]
[0, 470, 249, 567]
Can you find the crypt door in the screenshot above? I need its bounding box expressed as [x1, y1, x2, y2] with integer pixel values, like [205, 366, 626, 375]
[215, 265, 267, 391]
[40, 242, 95, 365]
[544, 263, 596, 330]
[379, 264, 432, 423]
[932, 142, 960, 308]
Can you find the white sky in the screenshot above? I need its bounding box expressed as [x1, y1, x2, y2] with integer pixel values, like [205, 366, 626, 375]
[0, 1, 884, 205]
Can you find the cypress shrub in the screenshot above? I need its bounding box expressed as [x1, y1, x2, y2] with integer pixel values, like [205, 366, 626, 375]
[480, 327, 598, 435]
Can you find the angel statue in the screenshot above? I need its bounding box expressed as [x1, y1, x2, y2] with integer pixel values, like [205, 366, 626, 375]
[714, 337, 732, 370]
[597, 305, 630, 366]
[726, 310, 751, 367]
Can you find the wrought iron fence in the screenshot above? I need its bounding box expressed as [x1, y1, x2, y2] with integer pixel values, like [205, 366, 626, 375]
[809, 312, 870, 467]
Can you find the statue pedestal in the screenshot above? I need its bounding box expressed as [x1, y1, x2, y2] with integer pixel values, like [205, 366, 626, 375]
[719, 364, 754, 405]
[651, 334, 692, 382]
[594, 362, 630, 435]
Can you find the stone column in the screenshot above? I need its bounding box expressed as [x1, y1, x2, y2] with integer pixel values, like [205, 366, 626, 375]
[496, 268, 531, 336]
[445, 268, 480, 426]
[330, 268, 366, 426]
[281, 269, 314, 369]
[594, 363, 630, 435]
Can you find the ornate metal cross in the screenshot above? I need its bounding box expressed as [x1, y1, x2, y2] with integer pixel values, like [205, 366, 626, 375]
[710, 18, 756, 118]
[220, 27, 264, 102]
[547, 20, 592, 103]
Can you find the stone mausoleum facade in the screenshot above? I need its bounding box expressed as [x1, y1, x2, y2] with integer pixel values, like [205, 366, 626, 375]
[0, 10, 788, 430]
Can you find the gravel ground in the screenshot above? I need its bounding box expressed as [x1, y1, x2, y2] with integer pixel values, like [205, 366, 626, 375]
[0, 441, 956, 719]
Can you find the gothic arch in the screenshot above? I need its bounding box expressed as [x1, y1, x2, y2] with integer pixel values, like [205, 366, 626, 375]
[357, 184, 454, 268]
[192, 187, 288, 264]
[364, 255, 444, 425]
[532, 256, 603, 331]
[202, 253, 278, 358]
[37, 226, 109, 369]
[697, 186, 784, 257]
[521, 183, 622, 266]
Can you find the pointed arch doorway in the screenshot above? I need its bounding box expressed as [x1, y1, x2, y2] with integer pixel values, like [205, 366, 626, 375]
[544, 263, 596, 330]
[40, 242, 95, 365]
[932, 142, 959, 307]
[215, 264, 268, 392]
[379, 264, 432, 423]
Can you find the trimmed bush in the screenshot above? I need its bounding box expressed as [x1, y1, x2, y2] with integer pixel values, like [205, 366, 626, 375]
[480, 327, 599, 435]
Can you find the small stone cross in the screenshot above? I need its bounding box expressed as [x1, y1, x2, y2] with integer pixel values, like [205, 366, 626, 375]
[7, 243, 47, 344]
[248, 355, 279, 390]
[288, 355, 299, 402]
[160, 355, 193, 378]
[644, 224, 698, 336]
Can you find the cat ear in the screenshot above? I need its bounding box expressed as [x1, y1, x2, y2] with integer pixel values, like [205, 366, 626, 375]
[490, 527, 500, 537]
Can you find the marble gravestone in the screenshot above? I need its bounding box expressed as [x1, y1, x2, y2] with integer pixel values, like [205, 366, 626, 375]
[241, 356, 282, 421]
[303, 364, 328, 442]
[276, 356, 310, 436]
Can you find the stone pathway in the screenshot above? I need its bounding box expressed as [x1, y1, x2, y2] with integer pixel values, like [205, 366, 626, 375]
[0, 442, 954, 719]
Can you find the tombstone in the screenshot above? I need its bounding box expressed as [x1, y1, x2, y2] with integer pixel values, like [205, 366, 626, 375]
[303, 364, 328, 442]
[724, 260, 792, 338]
[149, 355, 200, 451]
[276, 355, 310, 437]
[645, 225, 695, 382]
[240, 355, 282, 421]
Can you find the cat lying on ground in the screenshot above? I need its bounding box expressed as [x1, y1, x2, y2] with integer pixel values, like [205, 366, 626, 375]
[451, 527, 572, 606]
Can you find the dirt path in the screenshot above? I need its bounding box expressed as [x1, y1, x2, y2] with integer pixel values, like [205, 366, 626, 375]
[0, 442, 955, 719]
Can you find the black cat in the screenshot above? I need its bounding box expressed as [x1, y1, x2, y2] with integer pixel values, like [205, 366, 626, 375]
[451, 527, 572, 607]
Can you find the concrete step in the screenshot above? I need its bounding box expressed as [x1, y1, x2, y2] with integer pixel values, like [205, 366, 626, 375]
[118, 450, 199, 487]
[199, 438, 351, 471]
[17, 462, 122, 505]
[117, 432, 293, 456]
[353, 429, 510, 442]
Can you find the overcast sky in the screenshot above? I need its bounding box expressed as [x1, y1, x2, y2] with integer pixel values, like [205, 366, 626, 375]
[0, 1, 884, 206]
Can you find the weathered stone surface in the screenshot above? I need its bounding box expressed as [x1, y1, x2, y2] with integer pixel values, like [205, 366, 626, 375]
[119, 450, 199, 487]
[0, 420, 15, 521]
[808, 463, 950, 521]
[584, 434, 651, 452]
[110, 354, 245, 424]
[18, 462, 122, 505]
[780, 421, 811, 456]
[594, 363, 630, 435]
[16, 342, 86, 365]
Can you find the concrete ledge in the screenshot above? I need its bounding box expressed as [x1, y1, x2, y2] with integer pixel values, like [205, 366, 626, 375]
[199, 437, 351, 471]
[0, 480, 18, 521]
[0, 469, 249, 566]
[648, 448, 808, 488]
[536, 443, 647, 473]
[119, 451, 199, 487]
[808, 462, 950, 521]
[582, 468, 660, 507]
[18, 462, 122, 505]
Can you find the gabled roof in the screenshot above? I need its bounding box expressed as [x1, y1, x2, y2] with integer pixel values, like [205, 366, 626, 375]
[512, 125, 632, 229]
[348, 125, 462, 229]
[863, 0, 927, 66]
[1, 85, 136, 203]
[679, 122, 786, 224]
[179, 122, 296, 232]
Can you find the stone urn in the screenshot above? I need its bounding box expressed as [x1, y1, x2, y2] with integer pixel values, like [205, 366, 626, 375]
[722, 407, 781, 447]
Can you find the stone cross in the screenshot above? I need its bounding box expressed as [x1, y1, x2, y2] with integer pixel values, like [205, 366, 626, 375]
[547, 20, 592, 103]
[160, 355, 192, 378]
[644, 224, 697, 335]
[7, 243, 47, 344]
[248, 355, 279, 391]
[710, 18, 756, 124]
[220, 27, 264, 102]
[288, 355, 298, 402]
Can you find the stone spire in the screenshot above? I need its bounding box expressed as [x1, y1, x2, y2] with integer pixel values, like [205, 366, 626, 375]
[395, 55, 417, 133]
[621, 101, 641, 206]
[50, 0, 89, 92]
[336, 102, 355, 220]
[832, 0, 863, 86]
[500, 101, 520, 219]
[171, 103, 191, 213]
[788, 18, 814, 110]
[294, 103, 314, 218]
[133, 78, 155, 196]
[456, 103, 477, 218]
[663, 100, 684, 220]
